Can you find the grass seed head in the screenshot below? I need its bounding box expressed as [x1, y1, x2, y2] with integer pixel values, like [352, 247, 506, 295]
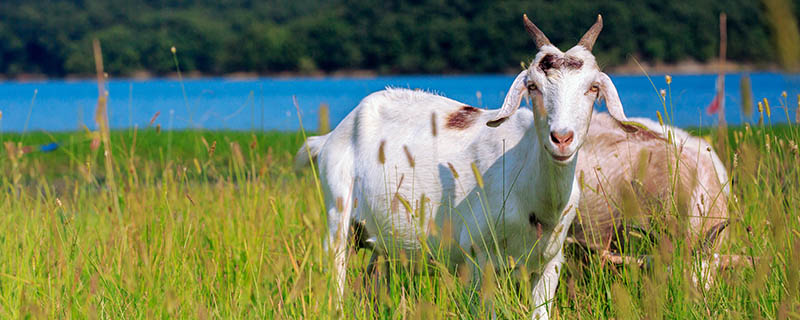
[391, 194, 399, 213]
[317, 103, 330, 134]
[740, 75, 754, 117]
[480, 261, 496, 303]
[612, 282, 637, 319]
[457, 264, 472, 285]
[430, 112, 437, 137]
[3, 142, 17, 161]
[249, 134, 257, 150]
[796, 94, 800, 123]
[230, 142, 244, 166]
[418, 193, 429, 227]
[447, 162, 459, 178]
[665, 74, 672, 85]
[403, 145, 415, 168]
[378, 140, 386, 164]
[149, 111, 160, 126]
[763, 98, 771, 117]
[471, 162, 484, 189]
[396, 193, 412, 214]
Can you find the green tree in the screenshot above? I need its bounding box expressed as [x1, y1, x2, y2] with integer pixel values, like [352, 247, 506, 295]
[0, 0, 797, 76]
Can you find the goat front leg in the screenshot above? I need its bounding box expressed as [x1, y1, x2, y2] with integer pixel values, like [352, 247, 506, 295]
[530, 250, 565, 320]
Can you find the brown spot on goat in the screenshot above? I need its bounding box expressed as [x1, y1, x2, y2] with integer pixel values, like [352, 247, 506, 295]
[539, 54, 560, 71]
[445, 106, 481, 129]
[564, 56, 584, 69]
[627, 126, 668, 142]
[539, 54, 584, 72]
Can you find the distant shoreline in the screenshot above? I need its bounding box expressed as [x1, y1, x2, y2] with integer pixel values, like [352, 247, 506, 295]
[0, 60, 789, 82]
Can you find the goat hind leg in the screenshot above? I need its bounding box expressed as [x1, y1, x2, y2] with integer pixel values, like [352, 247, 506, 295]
[326, 201, 354, 302]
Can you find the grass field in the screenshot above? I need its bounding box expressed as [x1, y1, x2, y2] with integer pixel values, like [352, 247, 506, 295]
[0, 115, 798, 318]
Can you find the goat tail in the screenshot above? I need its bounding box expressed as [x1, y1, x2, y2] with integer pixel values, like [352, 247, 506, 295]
[294, 134, 329, 171]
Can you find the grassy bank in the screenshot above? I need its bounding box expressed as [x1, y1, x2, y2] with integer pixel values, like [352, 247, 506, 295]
[0, 123, 798, 318]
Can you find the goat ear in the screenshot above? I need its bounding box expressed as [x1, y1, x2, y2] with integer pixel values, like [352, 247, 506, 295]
[598, 72, 638, 132]
[487, 71, 529, 127]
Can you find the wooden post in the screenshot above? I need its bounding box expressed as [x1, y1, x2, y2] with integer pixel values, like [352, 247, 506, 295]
[93, 39, 122, 221]
[716, 13, 729, 164]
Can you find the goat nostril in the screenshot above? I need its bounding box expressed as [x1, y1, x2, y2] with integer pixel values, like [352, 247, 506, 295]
[550, 131, 575, 146]
[564, 131, 574, 144]
[550, 132, 559, 144]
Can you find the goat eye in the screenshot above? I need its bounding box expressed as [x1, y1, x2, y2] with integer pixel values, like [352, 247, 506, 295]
[589, 83, 600, 93]
[527, 82, 537, 91]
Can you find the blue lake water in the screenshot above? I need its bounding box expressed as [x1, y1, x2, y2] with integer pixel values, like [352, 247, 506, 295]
[0, 73, 798, 132]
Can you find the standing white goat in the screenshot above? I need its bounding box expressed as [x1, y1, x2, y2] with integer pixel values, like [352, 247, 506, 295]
[296, 14, 631, 319]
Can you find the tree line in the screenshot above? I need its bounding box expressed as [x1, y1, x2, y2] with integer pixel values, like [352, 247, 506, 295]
[0, 0, 796, 77]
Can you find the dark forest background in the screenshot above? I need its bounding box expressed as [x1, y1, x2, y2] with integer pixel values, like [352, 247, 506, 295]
[0, 0, 798, 77]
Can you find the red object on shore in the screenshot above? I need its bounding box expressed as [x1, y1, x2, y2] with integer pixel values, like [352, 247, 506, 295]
[706, 75, 724, 116]
[707, 92, 721, 115]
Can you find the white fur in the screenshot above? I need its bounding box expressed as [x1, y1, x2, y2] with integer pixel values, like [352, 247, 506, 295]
[297, 34, 628, 320]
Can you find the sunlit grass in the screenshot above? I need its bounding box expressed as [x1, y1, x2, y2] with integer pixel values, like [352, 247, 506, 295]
[0, 111, 797, 318]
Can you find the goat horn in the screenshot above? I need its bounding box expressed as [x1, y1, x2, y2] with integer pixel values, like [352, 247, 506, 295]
[578, 14, 603, 50]
[523, 14, 551, 49]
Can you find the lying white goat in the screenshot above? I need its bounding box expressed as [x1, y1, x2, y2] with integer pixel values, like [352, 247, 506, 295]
[296, 14, 630, 319]
[572, 112, 730, 284]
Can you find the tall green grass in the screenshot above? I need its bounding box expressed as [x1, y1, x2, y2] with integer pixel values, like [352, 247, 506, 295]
[0, 112, 798, 318]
